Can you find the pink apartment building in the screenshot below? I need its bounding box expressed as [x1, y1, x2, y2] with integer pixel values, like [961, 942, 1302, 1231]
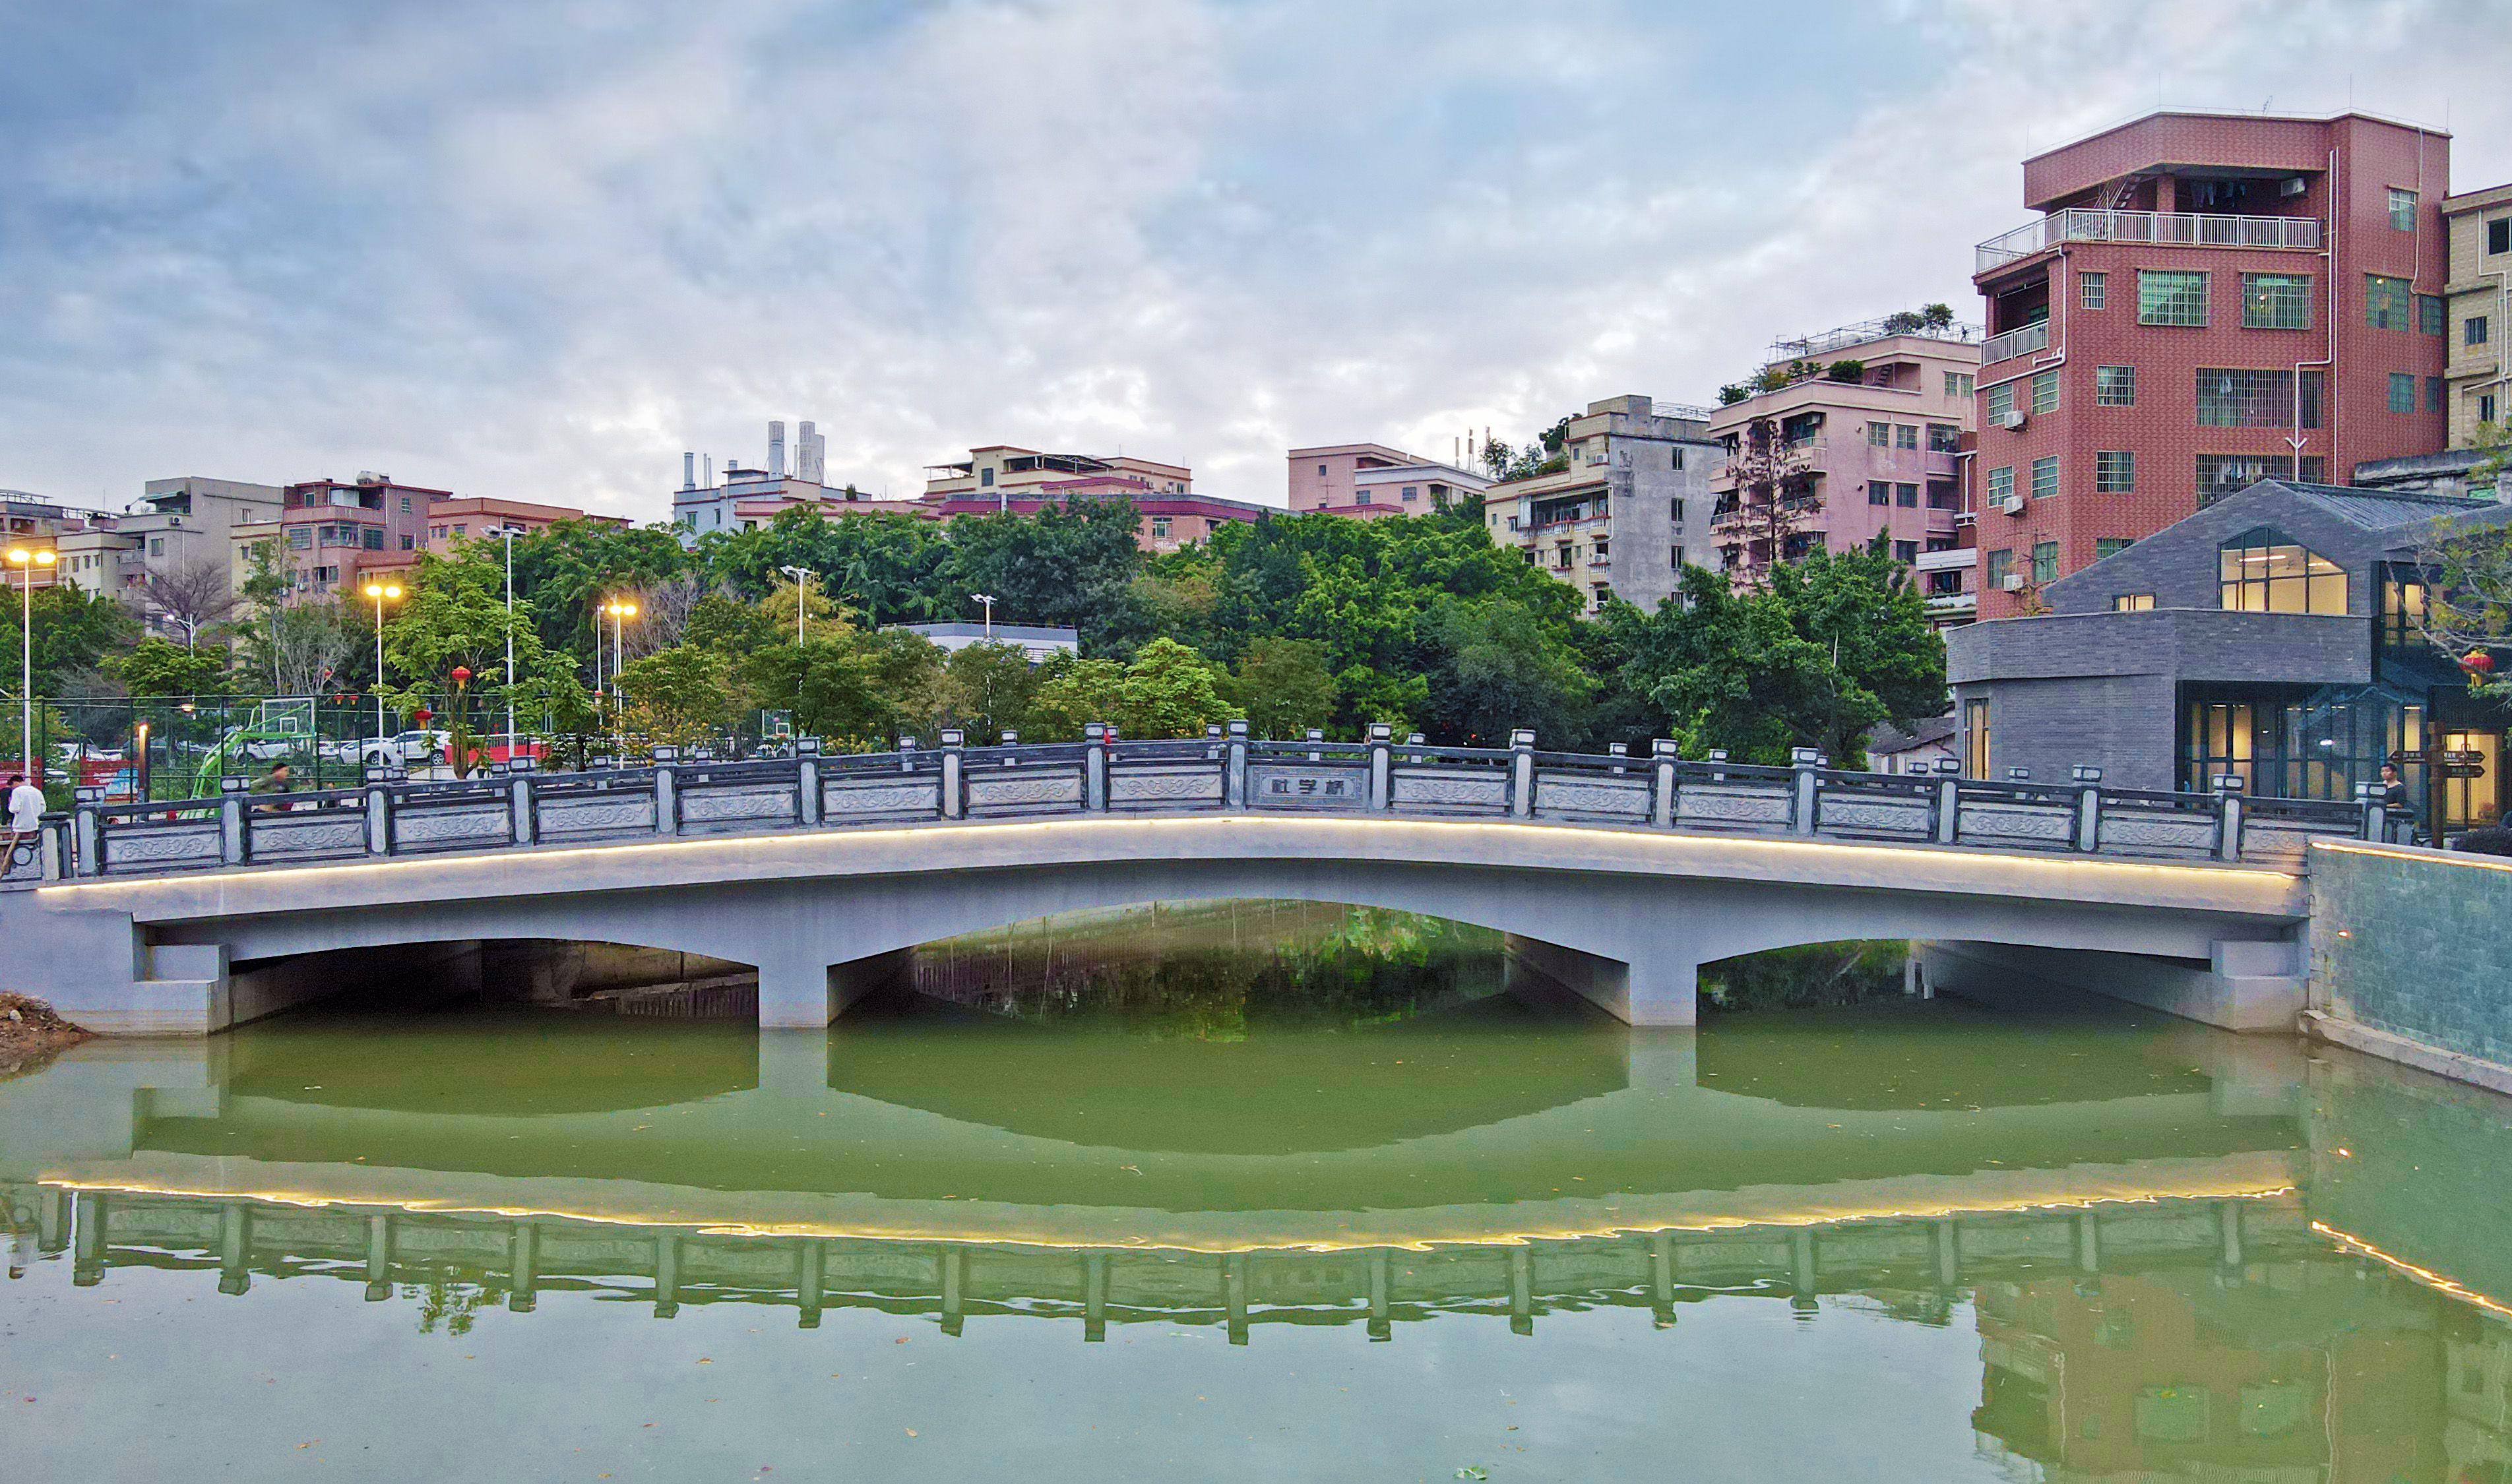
[1707, 321, 1984, 620]
[1286, 443, 1492, 518]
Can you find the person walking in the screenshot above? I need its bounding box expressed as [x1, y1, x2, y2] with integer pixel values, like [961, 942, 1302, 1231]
[5, 773, 43, 862]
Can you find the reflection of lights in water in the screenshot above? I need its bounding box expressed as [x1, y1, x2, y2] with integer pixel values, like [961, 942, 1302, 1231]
[2312, 1220, 2512, 1320]
[38, 1172, 2300, 1256]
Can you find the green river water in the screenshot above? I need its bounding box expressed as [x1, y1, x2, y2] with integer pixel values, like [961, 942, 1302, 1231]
[5, 903, 2510, 1481]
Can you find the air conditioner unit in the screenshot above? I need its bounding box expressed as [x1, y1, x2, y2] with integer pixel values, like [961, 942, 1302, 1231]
[2280, 175, 2308, 197]
[1996, 494, 2027, 516]
[1997, 409, 2028, 431]
[1999, 574, 2028, 591]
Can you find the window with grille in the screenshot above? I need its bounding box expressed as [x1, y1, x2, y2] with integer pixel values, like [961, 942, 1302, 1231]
[2030, 456, 2058, 499]
[1944, 372, 1974, 399]
[2096, 538, 2134, 561]
[2428, 377, 2445, 414]
[2031, 541, 2059, 583]
[2389, 189, 2417, 231]
[2094, 452, 2135, 493]
[1985, 549, 2012, 587]
[2031, 371, 2058, 414]
[2420, 295, 2446, 336]
[2242, 274, 2311, 330]
[2470, 316, 2492, 347]
[1868, 421, 1891, 447]
[2079, 272, 2106, 309]
[2139, 270, 2208, 326]
[2366, 275, 2412, 330]
[1893, 540, 1918, 563]
[1927, 423, 1961, 452]
[2195, 454, 2298, 505]
[2196, 369, 2324, 428]
[2389, 373, 2416, 414]
[1895, 423, 1918, 450]
[1985, 381, 2015, 421]
[1896, 483, 1918, 508]
[1869, 481, 1892, 506]
[2220, 527, 2346, 613]
[1986, 466, 2014, 503]
[2095, 365, 2135, 406]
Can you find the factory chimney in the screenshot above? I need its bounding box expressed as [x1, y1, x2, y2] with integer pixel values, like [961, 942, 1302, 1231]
[682, 452, 695, 491]
[769, 421, 786, 479]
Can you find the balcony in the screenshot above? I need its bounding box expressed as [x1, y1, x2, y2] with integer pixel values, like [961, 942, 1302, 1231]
[1980, 321, 2050, 366]
[1975, 208, 2323, 274]
[1914, 547, 1976, 573]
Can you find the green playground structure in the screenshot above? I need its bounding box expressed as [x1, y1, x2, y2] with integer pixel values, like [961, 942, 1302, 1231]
[186, 698, 325, 799]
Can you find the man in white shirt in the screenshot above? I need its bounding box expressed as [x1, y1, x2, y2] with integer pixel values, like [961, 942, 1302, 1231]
[5, 773, 45, 861]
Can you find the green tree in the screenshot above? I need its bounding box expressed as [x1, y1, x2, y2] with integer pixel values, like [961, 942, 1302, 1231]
[1030, 638, 1234, 739]
[381, 549, 581, 771]
[734, 627, 944, 749]
[614, 644, 736, 751]
[1418, 598, 1596, 746]
[2413, 420, 2512, 692]
[939, 641, 1044, 742]
[506, 518, 693, 676]
[1222, 637, 1339, 739]
[941, 497, 1145, 646]
[107, 637, 232, 698]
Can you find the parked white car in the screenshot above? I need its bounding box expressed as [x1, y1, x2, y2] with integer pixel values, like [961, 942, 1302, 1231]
[330, 729, 451, 768]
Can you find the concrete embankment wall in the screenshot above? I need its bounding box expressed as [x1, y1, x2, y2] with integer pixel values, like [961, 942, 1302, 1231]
[2306, 840, 2512, 1094]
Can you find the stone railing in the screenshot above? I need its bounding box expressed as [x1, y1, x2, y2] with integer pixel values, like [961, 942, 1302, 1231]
[21, 729, 2375, 885]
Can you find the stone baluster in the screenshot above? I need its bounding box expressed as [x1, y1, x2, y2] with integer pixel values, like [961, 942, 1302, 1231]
[363, 1214, 394, 1303]
[2213, 774, 2245, 861]
[1791, 747, 1823, 836]
[38, 815, 69, 881]
[2072, 764, 2103, 852]
[652, 754, 679, 836]
[73, 795, 101, 877]
[1933, 758, 1961, 845]
[363, 766, 392, 856]
[1509, 730, 1536, 818]
[1367, 722, 1393, 811]
[798, 1240, 825, 1330]
[796, 737, 822, 825]
[1084, 722, 1110, 810]
[508, 1221, 538, 1313]
[1224, 720, 1249, 809]
[1651, 739, 1680, 828]
[1304, 727, 1325, 762]
[939, 730, 965, 819]
[216, 777, 249, 866]
[509, 757, 538, 846]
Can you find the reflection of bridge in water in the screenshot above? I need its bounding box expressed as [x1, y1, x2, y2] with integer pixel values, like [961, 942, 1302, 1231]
[12, 1185, 2306, 1345]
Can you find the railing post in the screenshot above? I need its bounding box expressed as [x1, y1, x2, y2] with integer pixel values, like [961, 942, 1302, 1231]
[653, 759, 679, 837]
[2072, 764, 2103, 852]
[1790, 748, 1822, 836]
[1224, 720, 1248, 809]
[896, 736, 916, 775]
[363, 767, 392, 856]
[1367, 723, 1392, 811]
[2213, 775, 2245, 861]
[796, 737, 821, 826]
[1509, 730, 1536, 819]
[1650, 739, 1678, 828]
[939, 730, 964, 819]
[2354, 782, 2383, 842]
[219, 776, 248, 866]
[73, 799, 100, 877]
[509, 761, 538, 847]
[1084, 723, 1110, 811]
[1934, 758, 1961, 845]
[1305, 727, 1325, 762]
[38, 815, 67, 881]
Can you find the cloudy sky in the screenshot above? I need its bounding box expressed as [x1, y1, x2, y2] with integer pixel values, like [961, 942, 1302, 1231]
[5, 0, 2509, 522]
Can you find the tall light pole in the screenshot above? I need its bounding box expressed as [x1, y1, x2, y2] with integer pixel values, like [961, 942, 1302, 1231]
[7, 547, 58, 778]
[779, 565, 815, 645]
[604, 599, 637, 755]
[487, 526, 526, 760]
[361, 582, 402, 754]
[970, 592, 995, 641]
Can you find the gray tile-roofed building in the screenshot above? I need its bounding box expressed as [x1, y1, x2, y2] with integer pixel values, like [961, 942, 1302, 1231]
[1947, 478, 2510, 832]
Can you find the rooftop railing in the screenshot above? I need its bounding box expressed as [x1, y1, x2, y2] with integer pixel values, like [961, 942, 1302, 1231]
[1976, 208, 2324, 274]
[10, 730, 2380, 888]
[1980, 321, 2050, 366]
[1769, 317, 1983, 362]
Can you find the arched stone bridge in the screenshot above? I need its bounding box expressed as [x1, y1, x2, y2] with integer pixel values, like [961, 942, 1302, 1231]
[2, 728, 2366, 1035]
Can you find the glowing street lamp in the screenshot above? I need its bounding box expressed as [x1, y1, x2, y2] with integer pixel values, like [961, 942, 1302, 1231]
[362, 582, 403, 754]
[7, 547, 57, 777]
[602, 599, 638, 752]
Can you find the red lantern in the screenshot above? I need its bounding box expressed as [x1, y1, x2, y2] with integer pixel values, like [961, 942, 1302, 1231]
[414, 708, 433, 724]
[451, 666, 472, 686]
[2464, 652, 2496, 675]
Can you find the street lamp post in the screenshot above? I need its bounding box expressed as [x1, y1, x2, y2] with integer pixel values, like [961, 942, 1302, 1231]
[362, 582, 402, 757]
[778, 565, 814, 645]
[488, 526, 527, 762]
[7, 547, 58, 779]
[970, 592, 995, 641]
[603, 599, 637, 755]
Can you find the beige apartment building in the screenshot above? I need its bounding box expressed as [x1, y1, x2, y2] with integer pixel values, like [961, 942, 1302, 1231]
[1484, 395, 1722, 616]
[58, 477, 283, 634]
[2444, 180, 2512, 446]
[1286, 443, 1492, 517]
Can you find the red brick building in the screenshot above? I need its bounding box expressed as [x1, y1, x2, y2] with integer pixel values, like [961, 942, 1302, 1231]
[1970, 111, 2450, 619]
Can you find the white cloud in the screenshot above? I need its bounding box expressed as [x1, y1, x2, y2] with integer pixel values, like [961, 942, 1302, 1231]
[1, 0, 2505, 517]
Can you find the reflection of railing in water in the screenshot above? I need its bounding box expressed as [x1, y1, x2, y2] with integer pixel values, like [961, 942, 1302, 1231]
[12, 1186, 2317, 1343]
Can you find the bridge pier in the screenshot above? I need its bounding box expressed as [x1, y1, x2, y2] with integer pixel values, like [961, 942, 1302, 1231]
[1504, 935, 1698, 1028]
[759, 946, 914, 1030]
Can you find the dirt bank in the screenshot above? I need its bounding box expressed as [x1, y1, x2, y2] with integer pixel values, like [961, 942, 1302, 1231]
[0, 993, 93, 1079]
